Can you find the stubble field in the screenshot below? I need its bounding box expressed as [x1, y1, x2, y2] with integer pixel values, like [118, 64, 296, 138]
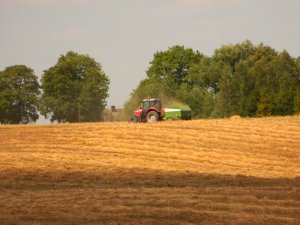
[0, 116, 299, 224]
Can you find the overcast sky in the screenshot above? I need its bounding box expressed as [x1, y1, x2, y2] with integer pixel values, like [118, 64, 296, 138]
[1, 0, 300, 111]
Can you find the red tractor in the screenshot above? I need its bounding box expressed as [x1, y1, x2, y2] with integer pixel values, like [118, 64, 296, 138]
[130, 98, 164, 122]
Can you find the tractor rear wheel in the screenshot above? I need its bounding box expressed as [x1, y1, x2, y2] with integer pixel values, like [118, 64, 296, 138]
[146, 111, 159, 122]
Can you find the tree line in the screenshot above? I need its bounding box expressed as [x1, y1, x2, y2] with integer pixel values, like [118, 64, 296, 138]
[1, 41, 300, 124]
[0, 52, 109, 124]
[124, 41, 300, 119]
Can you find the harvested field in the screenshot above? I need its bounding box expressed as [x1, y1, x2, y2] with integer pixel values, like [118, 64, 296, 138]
[0, 117, 299, 224]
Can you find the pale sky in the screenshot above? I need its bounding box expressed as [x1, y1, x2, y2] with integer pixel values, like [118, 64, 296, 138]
[1, 0, 300, 112]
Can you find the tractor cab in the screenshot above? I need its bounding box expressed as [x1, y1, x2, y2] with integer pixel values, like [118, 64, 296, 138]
[140, 98, 162, 111]
[131, 98, 164, 122]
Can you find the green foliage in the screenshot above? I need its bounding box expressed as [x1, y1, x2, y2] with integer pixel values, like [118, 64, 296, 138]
[147, 45, 204, 96]
[122, 79, 164, 120]
[40, 51, 109, 123]
[295, 57, 300, 69]
[0, 65, 40, 124]
[177, 83, 214, 118]
[125, 41, 300, 119]
[215, 65, 238, 117]
[256, 92, 273, 117]
[213, 40, 256, 73]
[293, 57, 300, 114]
[214, 44, 300, 117]
[294, 91, 300, 114]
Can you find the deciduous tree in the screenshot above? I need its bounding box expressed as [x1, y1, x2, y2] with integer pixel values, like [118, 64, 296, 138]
[146, 45, 203, 96]
[40, 52, 109, 123]
[0, 65, 40, 124]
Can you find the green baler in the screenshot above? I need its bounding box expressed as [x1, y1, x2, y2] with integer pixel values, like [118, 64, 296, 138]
[164, 108, 192, 120]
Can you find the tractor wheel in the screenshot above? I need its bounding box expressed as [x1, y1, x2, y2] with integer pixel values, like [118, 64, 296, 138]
[146, 111, 159, 122]
[129, 115, 138, 123]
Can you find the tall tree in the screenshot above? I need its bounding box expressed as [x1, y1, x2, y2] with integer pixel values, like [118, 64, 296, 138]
[146, 45, 203, 96]
[215, 44, 300, 117]
[294, 57, 300, 114]
[213, 40, 256, 73]
[0, 65, 40, 124]
[40, 51, 109, 123]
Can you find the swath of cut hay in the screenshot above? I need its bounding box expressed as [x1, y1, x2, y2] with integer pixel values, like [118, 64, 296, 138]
[0, 116, 299, 225]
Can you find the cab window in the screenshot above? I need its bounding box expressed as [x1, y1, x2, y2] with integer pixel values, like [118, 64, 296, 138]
[149, 101, 154, 108]
[156, 100, 162, 110]
[143, 101, 150, 109]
